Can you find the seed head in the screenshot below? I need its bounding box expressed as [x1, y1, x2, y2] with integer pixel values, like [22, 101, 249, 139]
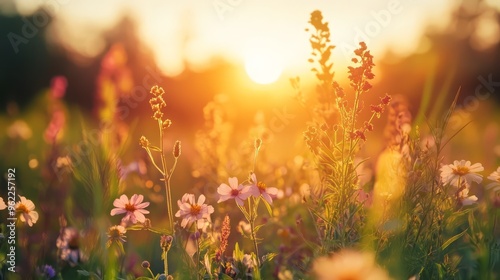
[173, 140, 181, 158]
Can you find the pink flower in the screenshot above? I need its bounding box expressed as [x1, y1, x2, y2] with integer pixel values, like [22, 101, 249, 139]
[110, 194, 150, 224]
[175, 194, 214, 229]
[217, 177, 252, 206]
[249, 173, 278, 205]
[50, 75, 67, 99]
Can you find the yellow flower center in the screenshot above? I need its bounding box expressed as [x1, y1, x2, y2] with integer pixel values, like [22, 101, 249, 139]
[257, 182, 266, 192]
[452, 166, 470, 176]
[125, 203, 136, 212]
[190, 204, 201, 215]
[16, 204, 29, 214]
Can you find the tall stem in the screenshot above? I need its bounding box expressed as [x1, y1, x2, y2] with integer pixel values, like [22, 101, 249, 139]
[159, 120, 174, 234]
[250, 218, 261, 268]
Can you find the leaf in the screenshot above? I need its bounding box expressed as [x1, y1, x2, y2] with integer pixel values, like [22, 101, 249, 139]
[233, 242, 244, 261]
[77, 270, 90, 276]
[262, 199, 273, 217]
[135, 277, 154, 280]
[441, 228, 468, 251]
[220, 274, 233, 280]
[262, 253, 278, 262]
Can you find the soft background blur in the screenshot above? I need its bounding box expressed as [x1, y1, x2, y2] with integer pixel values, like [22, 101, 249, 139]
[1, 0, 500, 277]
[1, 0, 500, 163]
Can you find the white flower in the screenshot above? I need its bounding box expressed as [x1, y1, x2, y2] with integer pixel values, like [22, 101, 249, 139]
[110, 194, 150, 224]
[15, 196, 39, 227]
[440, 160, 484, 187]
[175, 194, 214, 229]
[461, 195, 478, 206]
[311, 249, 391, 280]
[486, 167, 500, 192]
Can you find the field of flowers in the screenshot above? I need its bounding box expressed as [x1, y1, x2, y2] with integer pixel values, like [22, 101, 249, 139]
[1, 8, 500, 280]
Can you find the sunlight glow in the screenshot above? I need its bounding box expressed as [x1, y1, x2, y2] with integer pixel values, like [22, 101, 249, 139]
[244, 47, 282, 85]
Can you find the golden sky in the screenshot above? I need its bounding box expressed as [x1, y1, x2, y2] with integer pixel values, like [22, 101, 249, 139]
[6, 0, 500, 79]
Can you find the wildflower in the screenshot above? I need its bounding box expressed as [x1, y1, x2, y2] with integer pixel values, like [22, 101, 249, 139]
[237, 220, 252, 235]
[440, 160, 484, 187]
[217, 177, 252, 206]
[160, 235, 173, 252]
[486, 167, 500, 192]
[0, 197, 6, 210]
[162, 119, 172, 130]
[461, 195, 478, 206]
[38, 264, 56, 279]
[7, 120, 32, 140]
[311, 249, 390, 280]
[56, 227, 82, 266]
[242, 254, 257, 273]
[370, 104, 384, 118]
[175, 194, 214, 229]
[249, 173, 279, 204]
[106, 225, 127, 247]
[15, 196, 39, 227]
[216, 215, 231, 262]
[380, 94, 392, 105]
[150, 85, 165, 97]
[50, 75, 67, 99]
[110, 194, 150, 224]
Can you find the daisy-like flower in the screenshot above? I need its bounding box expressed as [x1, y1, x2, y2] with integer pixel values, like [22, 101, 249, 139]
[217, 177, 252, 206]
[248, 173, 279, 205]
[311, 249, 391, 280]
[56, 227, 82, 266]
[175, 194, 214, 229]
[15, 196, 39, 227]
[110, 194, 150, 224]
[0, 197, 6, 210]
[107, 225, 127, 247]
[440, 160, 484, 187]
[486, 167, 500, 192]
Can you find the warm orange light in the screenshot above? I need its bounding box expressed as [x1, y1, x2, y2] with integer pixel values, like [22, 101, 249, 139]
[244, 48, 283, 85]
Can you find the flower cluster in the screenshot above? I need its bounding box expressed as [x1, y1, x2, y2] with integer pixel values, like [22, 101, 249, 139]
[217, 174, 278, 206]
[149, 85, 167, 121]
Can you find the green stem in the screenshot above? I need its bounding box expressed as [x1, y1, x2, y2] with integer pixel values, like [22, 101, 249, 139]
[158, 120, 175, 234]
[250, 218, 261, 268]
[163, 249, 169, 276]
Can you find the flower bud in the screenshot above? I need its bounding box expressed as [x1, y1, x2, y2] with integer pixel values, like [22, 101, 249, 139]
[139, 136, 149, 148]
[254, 138, 262, 150]
[173, 140, 181, 158]
[150, 85, 165, 97]
[162, 119, 172, 130]
[141, 261, 150, 268]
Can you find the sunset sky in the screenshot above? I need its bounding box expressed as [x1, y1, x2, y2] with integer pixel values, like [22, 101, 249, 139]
[4, 0, 500, 82]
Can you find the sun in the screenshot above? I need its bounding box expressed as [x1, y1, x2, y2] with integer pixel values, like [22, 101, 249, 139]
[244, 48, 283, 85]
